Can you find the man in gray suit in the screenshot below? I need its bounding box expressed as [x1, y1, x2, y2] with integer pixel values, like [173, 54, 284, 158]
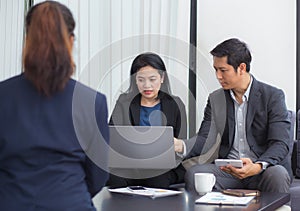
[174, 38, 291, 193]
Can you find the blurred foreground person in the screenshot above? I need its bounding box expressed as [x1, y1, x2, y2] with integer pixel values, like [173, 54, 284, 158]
[0, 1, 109, 210]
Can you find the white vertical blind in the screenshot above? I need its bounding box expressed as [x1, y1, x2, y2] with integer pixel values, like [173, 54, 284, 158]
[0, 0, 25, 81]
[1, 0, 190, 127]
[33, 0, 190, 116]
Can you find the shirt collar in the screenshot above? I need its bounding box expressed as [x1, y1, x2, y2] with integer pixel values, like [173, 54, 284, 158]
[230, 75, 253, 102]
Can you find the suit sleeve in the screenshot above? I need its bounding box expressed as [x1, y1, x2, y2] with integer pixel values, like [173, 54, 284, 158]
[174, 97, 187, 139]
[109, 96, 124, 125]
[84, 94, 109, 197]
[185, 97, 213, 159]
[256, 89, 290, 165]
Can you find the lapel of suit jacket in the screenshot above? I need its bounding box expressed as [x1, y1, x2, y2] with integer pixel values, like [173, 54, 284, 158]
[160, 96, 169, 126]
[246, 77, 261, 132]
[225, 90, 235, 146]
[129, 94, 141, 125]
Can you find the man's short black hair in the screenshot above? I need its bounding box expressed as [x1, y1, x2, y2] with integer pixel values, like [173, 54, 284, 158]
[210, 38, 252, 72]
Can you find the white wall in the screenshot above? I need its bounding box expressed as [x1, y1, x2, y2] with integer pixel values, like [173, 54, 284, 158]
[196, 0, 296, 128]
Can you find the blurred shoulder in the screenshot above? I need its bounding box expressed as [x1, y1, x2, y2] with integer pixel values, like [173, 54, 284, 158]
[161, 93, 185, 106]
[114, 92, 138, 103]
[210, 88, 224, 95]
[0, 74, 31, 97]
[252, 77, 285, 98]
[0, 74, 24, 89]
[69, 79, 107, 101]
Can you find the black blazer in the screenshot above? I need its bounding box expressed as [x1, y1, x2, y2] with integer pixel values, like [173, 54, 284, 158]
[186, 77, 292, 178]
[0, 74, 109, 210]
[109, 92, 187, 139]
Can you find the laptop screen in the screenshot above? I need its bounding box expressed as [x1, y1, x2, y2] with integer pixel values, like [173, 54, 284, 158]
[108, 125, 176, 170]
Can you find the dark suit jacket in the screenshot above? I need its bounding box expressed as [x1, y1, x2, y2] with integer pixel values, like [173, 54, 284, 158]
[0, 74, 109, 210]
[186, 77, 292, 178]
[109, 92, 187, 139]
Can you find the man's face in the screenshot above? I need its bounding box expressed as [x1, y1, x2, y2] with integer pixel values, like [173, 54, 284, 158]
[213, 56, 242, 90]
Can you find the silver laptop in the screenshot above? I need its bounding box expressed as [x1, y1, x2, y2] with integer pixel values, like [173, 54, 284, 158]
[108, 125, 176, 169]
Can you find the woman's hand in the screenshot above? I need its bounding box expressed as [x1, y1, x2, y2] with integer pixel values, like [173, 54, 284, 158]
[174, 138, 184, 153]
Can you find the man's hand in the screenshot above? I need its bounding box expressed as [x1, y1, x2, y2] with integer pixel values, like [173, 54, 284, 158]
[174, 138, 184, 153]
[219, 158, 262, 179]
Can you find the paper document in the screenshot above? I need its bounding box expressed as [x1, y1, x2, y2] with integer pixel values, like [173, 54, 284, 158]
[108, 187, 182, 199]
[195, 192, 255, 206]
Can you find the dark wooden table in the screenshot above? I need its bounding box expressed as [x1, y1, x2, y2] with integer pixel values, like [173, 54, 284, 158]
[92, 187, 290, 211]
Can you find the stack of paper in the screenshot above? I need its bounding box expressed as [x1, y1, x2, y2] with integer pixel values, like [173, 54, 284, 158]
[108, 187, 182, 199]
[195, 192, 255, 206]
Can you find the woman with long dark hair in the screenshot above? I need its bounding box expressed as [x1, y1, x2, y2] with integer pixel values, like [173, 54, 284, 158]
[107, 52, 187, 188]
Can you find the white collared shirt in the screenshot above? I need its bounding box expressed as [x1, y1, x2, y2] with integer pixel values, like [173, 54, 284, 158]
[227, 77, 257, 161]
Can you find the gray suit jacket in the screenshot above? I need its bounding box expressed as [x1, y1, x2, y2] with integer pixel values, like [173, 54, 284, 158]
[186, 77, 292, 178]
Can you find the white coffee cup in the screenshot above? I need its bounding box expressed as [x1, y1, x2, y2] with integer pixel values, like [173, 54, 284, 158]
[194, 173, 216, 195]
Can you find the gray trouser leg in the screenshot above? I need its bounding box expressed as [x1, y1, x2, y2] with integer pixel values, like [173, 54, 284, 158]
[185, 164, 290, 193]
[257, 165, 290, 193]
